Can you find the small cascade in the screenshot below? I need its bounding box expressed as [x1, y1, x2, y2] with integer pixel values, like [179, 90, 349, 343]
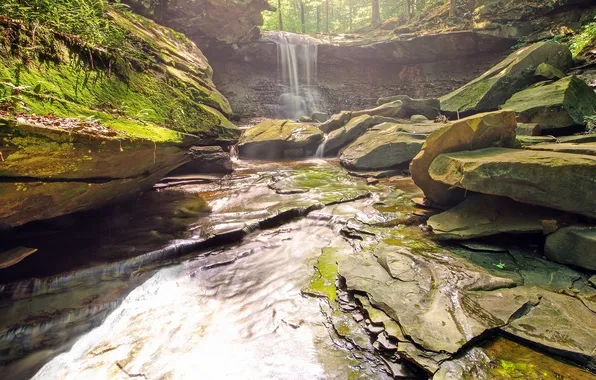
[314, 135, 328, 158]
[229, 145, 239, 162]
[266, 31, 324, 120]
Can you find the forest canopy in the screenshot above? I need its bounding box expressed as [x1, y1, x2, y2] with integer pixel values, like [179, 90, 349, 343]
[261, 0, 447, 34]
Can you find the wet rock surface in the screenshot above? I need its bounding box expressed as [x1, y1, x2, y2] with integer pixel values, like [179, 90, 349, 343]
[238, 119, 324, 159]
[1, 160, 595, 379]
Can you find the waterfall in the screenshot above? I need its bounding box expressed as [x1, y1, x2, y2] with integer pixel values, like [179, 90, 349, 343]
[267, 32, 323, 120]
[314, 135, 328, 158]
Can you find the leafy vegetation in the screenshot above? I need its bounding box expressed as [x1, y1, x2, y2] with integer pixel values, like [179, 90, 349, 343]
[569, 17, 596, 57]
[262, 0, 445, 34]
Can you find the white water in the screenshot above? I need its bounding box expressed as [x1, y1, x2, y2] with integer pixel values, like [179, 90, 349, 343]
[268, 32, 324, 120]
[314, 135, 328, 158]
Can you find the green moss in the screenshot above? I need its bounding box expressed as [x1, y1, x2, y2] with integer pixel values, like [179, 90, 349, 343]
[304, 248, 340, 301]
[569, 20, 596, 57]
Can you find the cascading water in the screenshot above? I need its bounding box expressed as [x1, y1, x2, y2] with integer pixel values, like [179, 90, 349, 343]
[267, 31, 324, 120]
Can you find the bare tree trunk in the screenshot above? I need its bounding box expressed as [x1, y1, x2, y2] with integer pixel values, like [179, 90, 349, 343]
[349, 0, 353, 31]
[325, 0, 330, 34]
[278, 0, 283, 30]
[406, 0, 411, 19]
[449, 0, 457, 17]
[299, 1, 306, 33]
[317, 6, 321, 33]
[371, 0, 380, 26]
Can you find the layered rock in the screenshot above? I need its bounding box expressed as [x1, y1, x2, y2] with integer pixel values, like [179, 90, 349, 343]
[410, 110, 518, 205]
[440, 41, 573, 116]
[428, 147, 596, 218]
[526, 142, 596, 156]
[169, 146, 233, 175]
[376, 96, 440, 120]
[501, 76, 596, 134]
[0, 9, 239, 228]
[238, 120, 324, 159]
[0, 118, 188, 229]
[428, 194, 573, 240]
[339, 122, 439, 170]
[545, 225, 596, 271]
[323, 115, 381, 156]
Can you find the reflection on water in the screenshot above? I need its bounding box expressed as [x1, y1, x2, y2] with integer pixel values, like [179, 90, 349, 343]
[31, 219, 385, 379]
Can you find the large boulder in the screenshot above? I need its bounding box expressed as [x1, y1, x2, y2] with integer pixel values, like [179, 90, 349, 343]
[324, 115, 383, 156]
[440, 41, 573, 117]
[428, 147, 596, 218]
[410, 110, 518, 205]
[376, 96, 441, 120]
[544, 225, 596, 271]
[501, 76, 596, 134]
[0, 118, 188, 229]
[340, 124, 428, 170]
[428, 194, 573, 240]
[238, 119, 324, 159]
[319, 111, 352, 134]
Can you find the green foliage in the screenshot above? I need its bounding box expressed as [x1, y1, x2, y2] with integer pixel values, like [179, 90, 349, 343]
[569, 18, 596, 57]
[0, 0, 126, 49]
[262, 0, 437, 34]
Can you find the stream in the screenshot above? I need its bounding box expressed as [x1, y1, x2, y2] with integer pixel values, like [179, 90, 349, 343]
[1, 159, 594, 379]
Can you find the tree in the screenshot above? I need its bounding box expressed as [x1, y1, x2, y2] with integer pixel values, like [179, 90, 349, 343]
[449, 0, 456, 17]
[371, 0, 380, 26]
[298, 0, 306, 33]
[325, 0, 329, 33]
[278, 0, 284, 30]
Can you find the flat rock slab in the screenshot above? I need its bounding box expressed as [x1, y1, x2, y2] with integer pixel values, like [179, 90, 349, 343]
[0, 247, 38, 269]
[323, 114, 382, 156]
[428, 194, 573, 240]
[429, 147, 596, 218]
[545, 225, 596, 271]
[340, 124, 428, 170]
[526, 142, 596, 156]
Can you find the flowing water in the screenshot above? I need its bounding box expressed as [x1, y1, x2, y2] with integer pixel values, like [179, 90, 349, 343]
[2, 160, 594, 380]
[267, 32, 324, 120]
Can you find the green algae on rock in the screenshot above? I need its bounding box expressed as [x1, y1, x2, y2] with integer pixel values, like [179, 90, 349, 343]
[502, 76, 596, 134]
[238, 119, 324, 159]
[440, 41, 573, 116]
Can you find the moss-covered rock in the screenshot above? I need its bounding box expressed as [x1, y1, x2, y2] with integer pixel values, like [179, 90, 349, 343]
[376, 95, 440, 120]
[501, 76, 596, 134]
[0, 117, 187, 228]
[535, 62, 566, 81]
[323, 114, 382, 156]
[440, 41, 573, 116]
[0, 6, 239, 227]
[410, 110, 518, 205]
[339, 123, 431, 170]
[238, 119, 324, 159]
[429, 147, 596, 218]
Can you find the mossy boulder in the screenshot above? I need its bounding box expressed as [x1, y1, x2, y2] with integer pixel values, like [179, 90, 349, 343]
[428, 147, 596, 218]
[544, 225, 596, 271]
[410, 110, 517, 205]
[319, 111, 353, 134]
[238, 119, 324, 159]
[440, 41, 573, 117]
[0, 117, 188, 229]
[339, 123, 433, 170]
[535, 62, 565, 81]
[501, 76, 596, 134]
[323, 115, 383, 156]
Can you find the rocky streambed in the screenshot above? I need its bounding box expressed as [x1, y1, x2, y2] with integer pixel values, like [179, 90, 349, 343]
[1, 158, 594, 379]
